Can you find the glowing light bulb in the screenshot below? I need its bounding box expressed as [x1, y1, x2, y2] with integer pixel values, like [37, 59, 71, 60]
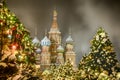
[8, 34, 12, 39]
[12, 45, 17, 50]
[18, 54, 24, 61]
[6, 29, 12, 34]
[71, 62, 73, 65]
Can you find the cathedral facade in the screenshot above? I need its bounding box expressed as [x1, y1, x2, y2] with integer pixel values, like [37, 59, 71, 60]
[33, 10, 77, 70]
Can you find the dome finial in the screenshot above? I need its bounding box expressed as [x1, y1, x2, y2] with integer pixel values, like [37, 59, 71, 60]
[66, 28, 74, 44]
[45, 29, 47, 36]
[69, 27, 72, 35]
[53, 9, 57, 17]
[35, 27, 37, 36]
[50, 8, 59, 29]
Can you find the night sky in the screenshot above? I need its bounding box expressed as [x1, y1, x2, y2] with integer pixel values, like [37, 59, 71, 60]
[2, 0, 120, 64]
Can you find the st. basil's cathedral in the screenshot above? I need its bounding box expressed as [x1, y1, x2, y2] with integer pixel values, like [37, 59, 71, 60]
[32, 10, 77, 71]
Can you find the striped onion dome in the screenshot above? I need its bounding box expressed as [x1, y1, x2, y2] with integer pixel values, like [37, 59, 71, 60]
[41, 36, 51, 46]
[57, 45, 64, 53]
[66, 35, 73, 44]
[32, 36, 40, 44]
[35, 48, 41, 54]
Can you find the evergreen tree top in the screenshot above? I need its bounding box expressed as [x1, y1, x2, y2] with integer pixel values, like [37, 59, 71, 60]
[97, 27, 104, 32]
[96, 27, 107, 37]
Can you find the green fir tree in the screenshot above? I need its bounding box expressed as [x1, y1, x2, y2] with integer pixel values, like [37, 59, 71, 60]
[0, 0, 39, 79]
[78, 27, 120, 79]
[50, 60, 76, 80]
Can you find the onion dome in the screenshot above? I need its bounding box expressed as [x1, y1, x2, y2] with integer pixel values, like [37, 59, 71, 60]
[57, 45, 64, 53]
[66, 35, 73, 44]
[35, 48, 41, 54]
[32, 36, 40, 44]
[41, 36, 51, 46]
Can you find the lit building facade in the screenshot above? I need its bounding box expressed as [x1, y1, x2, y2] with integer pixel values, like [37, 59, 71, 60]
[34, 10, 77, 70]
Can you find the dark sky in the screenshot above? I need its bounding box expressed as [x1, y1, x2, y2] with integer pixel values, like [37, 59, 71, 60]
[2, 0, 120, 64]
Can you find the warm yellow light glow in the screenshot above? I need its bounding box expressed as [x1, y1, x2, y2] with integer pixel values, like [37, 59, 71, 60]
[6, 29, 12, 34]
[6, 30, 10, 34]
[12, 45, 17, 50]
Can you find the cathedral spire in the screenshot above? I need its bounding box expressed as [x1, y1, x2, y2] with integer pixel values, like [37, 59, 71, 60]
[53, 10, 57, 20]
[66, 28, 74, 44]
[35, 27, 37, 36]
[65, 29, 77, 70]
[48, 9, 61, 64]
[51, 9, 58, 29]
[69, 27, 72, 35]
[45, 29, 47, 36]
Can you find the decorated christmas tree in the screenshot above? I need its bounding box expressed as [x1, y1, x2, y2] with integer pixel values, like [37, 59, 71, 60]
[78, 27, 120, 79]
[0, 0, 39, 79]
[42, 60, 76, 80]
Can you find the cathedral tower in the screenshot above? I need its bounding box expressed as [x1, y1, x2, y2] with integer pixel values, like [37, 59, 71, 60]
[40, 35, 51, 70]
[65, 33, 77, 70]
[48, 10, 61, 63]
[32, 27, 41, 64]
[56, 45, 64, 65]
